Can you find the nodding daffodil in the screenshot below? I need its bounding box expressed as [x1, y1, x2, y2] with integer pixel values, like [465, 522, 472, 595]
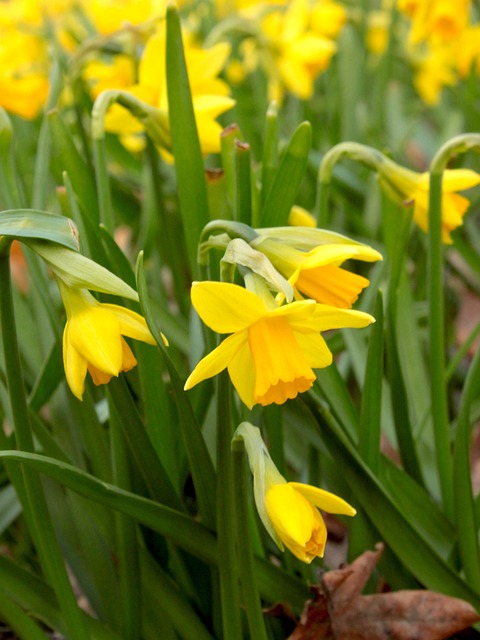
[233, 422, 356, 563]
[252, 227, 382, 308]
[184, 281, 374, 408]
[57, 281, 158, 400]
[378, 160, 480, 243]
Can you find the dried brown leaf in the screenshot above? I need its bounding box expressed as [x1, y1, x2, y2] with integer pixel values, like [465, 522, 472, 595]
[289, 545, 479, 640]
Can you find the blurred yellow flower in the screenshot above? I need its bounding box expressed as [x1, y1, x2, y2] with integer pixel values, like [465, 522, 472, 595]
[84, 0, 165, 35]
[411, 41, 457, 105]
[0, 31, 49, 119]
[95, 25, 234, 154]
[409, 0, 471, 45]
[184, 281, 373, 408]
[310, 0, 347, 39]
[378, 161, 480, 243]
[58, 282, 157, 400]
[234, 422, 356, 563]
[259, 0, 337, 101]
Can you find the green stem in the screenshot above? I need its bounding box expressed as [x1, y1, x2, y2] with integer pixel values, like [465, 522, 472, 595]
[427, 172, 454, 518]
[231, 442, 269, 640]
[453, 345, 480, 591]
[0, 255, 89, 640]
[92, 136, 114, 232]
[216, 371, 242, 640]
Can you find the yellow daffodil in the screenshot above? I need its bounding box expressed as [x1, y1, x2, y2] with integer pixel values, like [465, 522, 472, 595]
[310, 0, 347, 40]
[408, 0, 471, 45]
[0, 31, 49, 119]
[378, 160, 480, 243]
[456, 25, 480, 77]
[252, 227, 382, 308]
[184, 281, 374, 408]
[97, 25, 234, 154]
[411, 41, 457, 105]
[233, 422, 356, 563]
[84, 0, 165, 35]
[258, 0, 337, 102]
[58, 281, 157, 400]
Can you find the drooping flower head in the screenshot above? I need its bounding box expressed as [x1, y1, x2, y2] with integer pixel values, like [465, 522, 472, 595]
[233, 422, 356, 563]
[184, 280, 374, 408]
[378, 159, 480, 243]
[58, 282, 157, 400]
[28, 242, 164, 400]
[252, 226, 382, 308]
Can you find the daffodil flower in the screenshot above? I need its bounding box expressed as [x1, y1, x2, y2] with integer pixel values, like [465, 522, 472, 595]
[378, 161, 480, 243]
[233, 422, 356, 563]
[252, 230, 382, 308]
[58, 281, 158, 400]
[184, 281, 374, 408]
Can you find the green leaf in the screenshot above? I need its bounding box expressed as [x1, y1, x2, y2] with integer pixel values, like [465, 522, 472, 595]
[301, 393, 480, 609]
[166, 4, 209, 277]
[0, 209, 78, 250]
[48, 109, 98, 222]
[260, 121, 312, 227]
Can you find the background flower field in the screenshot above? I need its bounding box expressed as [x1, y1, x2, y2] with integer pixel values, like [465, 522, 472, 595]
[0, 0, 480, 638]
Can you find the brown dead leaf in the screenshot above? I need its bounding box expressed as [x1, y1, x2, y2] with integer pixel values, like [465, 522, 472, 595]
[289, 544, 479, 640]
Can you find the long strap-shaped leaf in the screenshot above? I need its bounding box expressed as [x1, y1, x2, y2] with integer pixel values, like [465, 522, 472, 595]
[0, 209, 78, 250]
[259, 121, 311, 227]
[166, 4, 209, 278]
[301, 393, 480, 609]
[136, 252, 217, 528]
[0, 451, 309, 609]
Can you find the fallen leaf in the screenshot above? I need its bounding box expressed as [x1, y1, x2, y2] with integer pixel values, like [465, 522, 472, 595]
[289, 544, 479, 640]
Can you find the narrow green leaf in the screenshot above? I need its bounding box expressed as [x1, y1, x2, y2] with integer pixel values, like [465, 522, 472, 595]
[260, 121, 312, 227]
[359, 292, 384, 473]
[166, 4, 209, 277]
[48, 109, 98, 222]
[234, 140, 252, 225]
[0, 586, 53, 640]
[136, 252, 217, 528]
[0, 209, 78, 250]
[0, 555, 122, 640]
[301, 393, 480, 609]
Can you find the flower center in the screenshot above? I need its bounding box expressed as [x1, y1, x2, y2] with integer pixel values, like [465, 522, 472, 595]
[248, 315, 315, 405]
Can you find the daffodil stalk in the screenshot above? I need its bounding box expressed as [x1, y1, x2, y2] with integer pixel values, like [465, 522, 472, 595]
[231, 435, 269, 640]
[215, 371, 242, 640]
[316, 141, 384, 226]
[91, 89, 171, 231]
[428, 133, 480, 519]
[0, 252, 89, 640]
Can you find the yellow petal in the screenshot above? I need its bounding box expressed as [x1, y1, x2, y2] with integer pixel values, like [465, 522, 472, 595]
[68, 306, 123, 376]
[190, 281, 265, 333]
[289, 482, 357, 516]
[102, 303, 157, 345]
[184, 331, 248, 390]
[63, 325, 88, 401]
[442, 168, 480, 192]
[265, 484, 326, 562]
[288, 305, 375, 333]
[227, 341, 256, 409]
[294, 332, 332, 369]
